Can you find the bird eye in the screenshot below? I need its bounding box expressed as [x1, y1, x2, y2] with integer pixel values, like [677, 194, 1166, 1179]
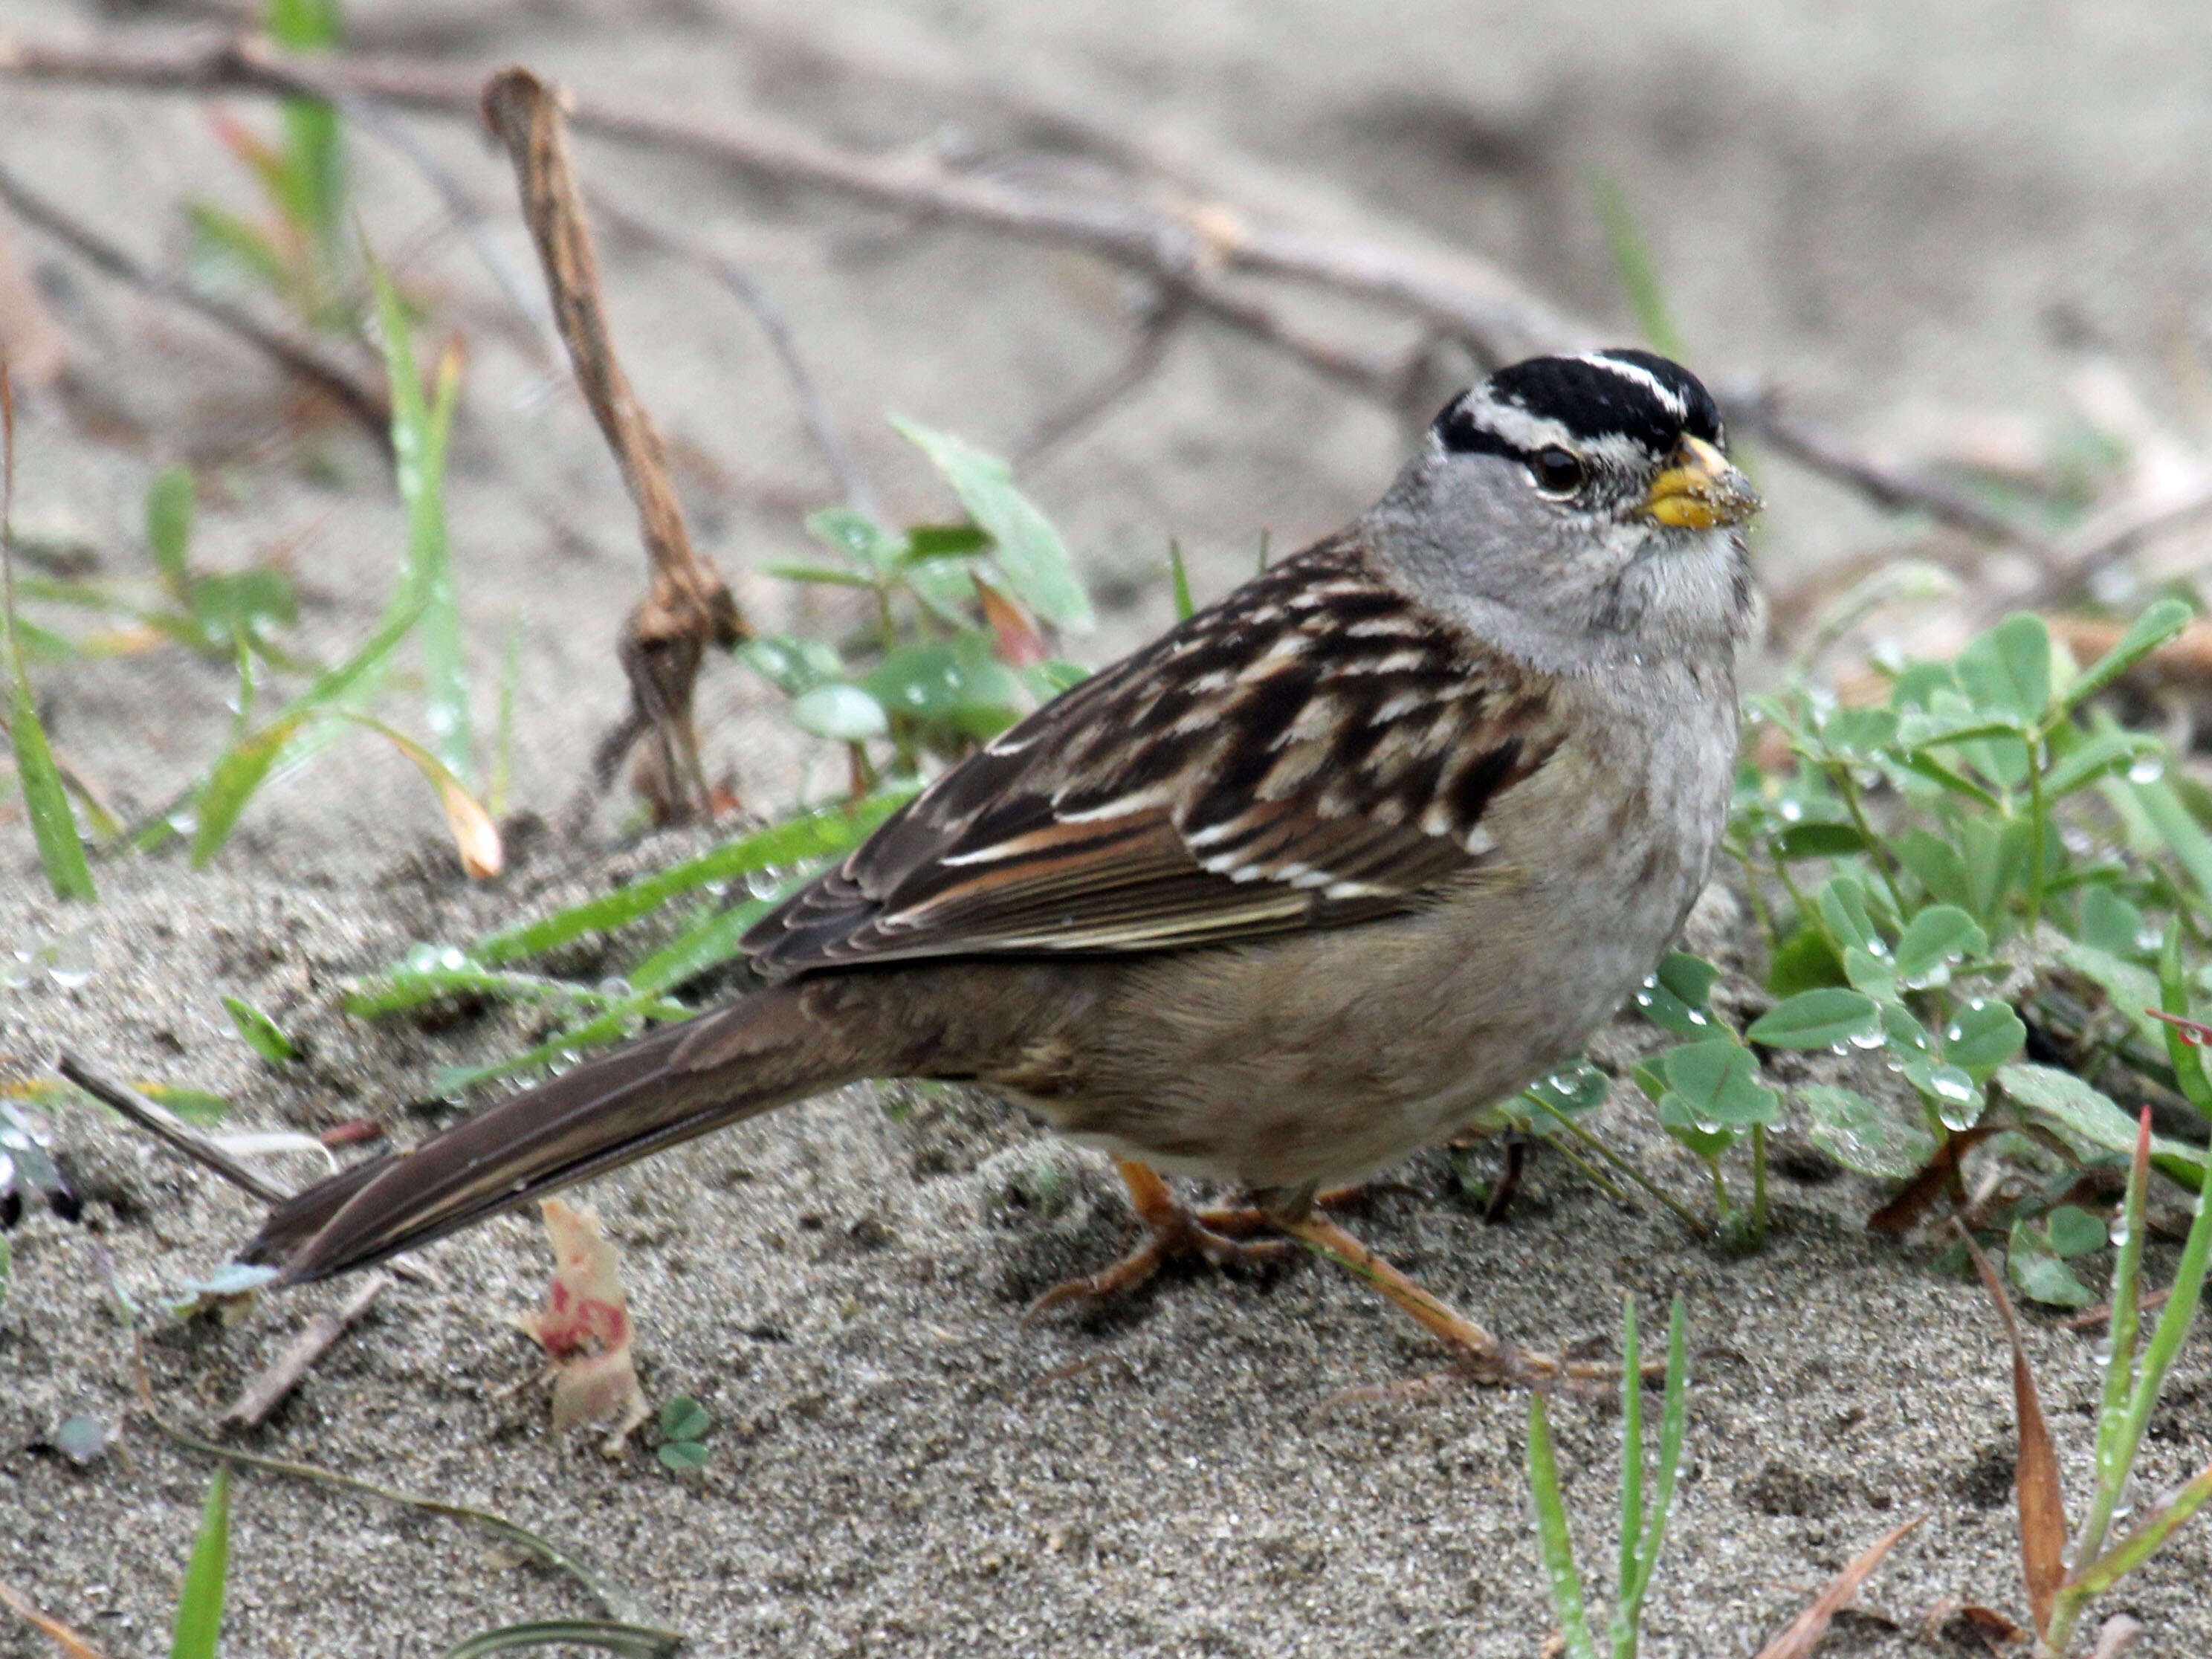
[1530, 447, 1585, 494]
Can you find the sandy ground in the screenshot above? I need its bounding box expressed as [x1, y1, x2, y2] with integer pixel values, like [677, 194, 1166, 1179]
[4, 0, 2211, 1654]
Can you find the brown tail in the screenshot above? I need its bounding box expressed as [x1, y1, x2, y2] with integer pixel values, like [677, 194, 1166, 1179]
[243, 982, 873, 1284]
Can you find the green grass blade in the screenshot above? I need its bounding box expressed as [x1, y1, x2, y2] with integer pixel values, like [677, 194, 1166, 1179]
[471, 793, 907, 966]
[2120, 1139, 2212, 1475]
[2066, 1461, 2212, 1602]
[342, 962, 687, 1021]
[169, 1463, 230, 1659]
[2, 351, 95, 902]
[624, 896, 777, 997]
[1527, 1394, 1600, 1659]
[189, 601, 423, 865]
[146, 465, 195, 596]
[370, 256, 472, 780]
[7, 668, 97, 900]
[1623, 1299, 1690, 1623]
[1611, 1299, 1644, 1657]
[440, 1621, 685, 1659]
[1591, 173, 1687, 362]
[1168, 540, 1195, 621]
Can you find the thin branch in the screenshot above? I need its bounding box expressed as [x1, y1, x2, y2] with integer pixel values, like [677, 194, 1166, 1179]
[2028, 477, 2212, 609]
[1721, 379, 2047, 551]
[0, 32, 1574, 363]
[223, 1269, 391, 1426]
[0, 156, 391, 450]
[1015, 287, 1185, 467]
[0, 30, 2075, 549]
[54, 1052, 293, 1206]
[587, 190, 880, 523]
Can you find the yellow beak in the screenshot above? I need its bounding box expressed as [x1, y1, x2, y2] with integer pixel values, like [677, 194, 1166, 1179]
[1643, 435, 1761, 529]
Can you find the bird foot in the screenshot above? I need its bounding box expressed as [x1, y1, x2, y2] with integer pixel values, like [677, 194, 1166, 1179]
[1023, 1162, 1295, 1321]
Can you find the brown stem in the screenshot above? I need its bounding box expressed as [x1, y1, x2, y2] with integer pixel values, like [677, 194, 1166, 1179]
[479, 65, 746, 825]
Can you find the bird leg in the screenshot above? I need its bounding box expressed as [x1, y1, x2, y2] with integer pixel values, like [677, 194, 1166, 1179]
[1023, 1160, 1296, 1319]
[1029, 1164, 1620, 1390]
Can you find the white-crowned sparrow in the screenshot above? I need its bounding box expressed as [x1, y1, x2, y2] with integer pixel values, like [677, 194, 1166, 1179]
[246, 349, 1759, 1376]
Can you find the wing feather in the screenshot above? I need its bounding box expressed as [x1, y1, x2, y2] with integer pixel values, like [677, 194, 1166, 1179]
[746, 534, 1563, 976]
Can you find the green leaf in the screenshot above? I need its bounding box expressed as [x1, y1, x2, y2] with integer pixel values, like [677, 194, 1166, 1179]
[1658, 1038, 1779, 1130]
[1797, 1084, 1936, 1180]
[1521, 1061, 1611, 1120]
[2046, 1203, 2109, 1258]
[659, 1395, 710, 1442]
[191, 601, 424, 865]
[1817, 707, 1898, 759]
[2130, 774, 2212, 914]
[7, 663, 97, 901]
[623, 897, 775, 997]
[1843, 946, 1898, 1001]
[891, 416, 1093, 630]
[371, 256, 471, 780]
[1956, 612, 2051, 725]
[1746, 988, 1882, 1050]
[789, 682, 888, 742]
[737, 634, 844, 697]
[2060, 940, 2168, 1050]
[146, 465, 195, 594]
[2060, 597, 2192, 714]
[1892, 905, 1988, 989]
[222, 996, 299, 1064]
[902, 523, 991, 562]
[1941, 997, 2026, 1079]
[2007, 1219, 2098, 1308]
[806, 505, 902, 575]
[760, 563, 879, 589]
[656, 1440, 711, 1472]
[1591, 172, 1687, 363]
[1769, 820, 1866, 861]
[1634, 953, 1723, 1038]
[169, 1464, 230, 1659]
[862, 636, 1025, 740]
[1655, 1093, 1736, 1158]
[2080, 885, 2148, 957]
[1816, 875, 1883, 956]
[2045, 730, 2160, 798]
[1996, 1064, 2207, 1185]
[1901, 1059, 1981, 1131]
[185, 202, 291, 296]
[1766, 923, 1846, 997]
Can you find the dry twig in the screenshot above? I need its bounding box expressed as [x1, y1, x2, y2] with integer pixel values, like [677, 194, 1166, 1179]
[480, 66, 748, 824]
[0, 157, 390, 448]
[222, 1269, 391, 1427]
[0, 30, 2072, 560]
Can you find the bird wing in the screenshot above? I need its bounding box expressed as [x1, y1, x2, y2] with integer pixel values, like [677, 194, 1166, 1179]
[744, 535, 1566, 977]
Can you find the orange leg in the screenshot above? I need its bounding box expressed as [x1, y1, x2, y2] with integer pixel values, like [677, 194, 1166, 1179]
[1024, 1161, 1296, 1319]
[1030, 1164, 1624, 1388]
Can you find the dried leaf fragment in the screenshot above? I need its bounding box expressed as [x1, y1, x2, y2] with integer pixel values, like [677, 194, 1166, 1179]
[520, 1198, 650, 1452]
